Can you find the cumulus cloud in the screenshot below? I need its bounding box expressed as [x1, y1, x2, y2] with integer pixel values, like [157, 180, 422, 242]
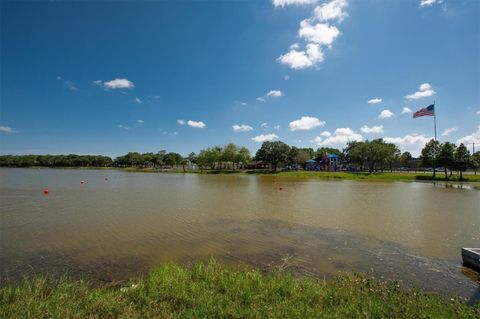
[401, 107, 413, 114]
[137, 120, 144, 124]
[0, 126, 17, 133]
[310, 136, 323, 145]
[187, 120, 206, 128]
[360, 125, 384, 134]
[257, 97, 266, 102]
[315, 127, 362, 146]
[232, 124, 254, 132]
[289, 116, 325, 131]
[272, 0, 318, 7]
[367, 98, 382, 104]
[320, 131, 331, 137]
[441, 127, 457, 137]
[457, 126, 480, 145]
[378, 109, 394, 119]
[261, 122, 268, 128]
[103, 78, 135, 89]
[278, 46, 323, 69]
[274, 125, 281, 130]
[252, 133, 279, 142]
[420, 0, 443, 7]
[135, 97, 143, 104]
[177, 120, 186, 125]
[298, 20, 340, 46]
[57, 76, 78, 91]
[405, 83, 436, 100]
[384, 134, 432, 156]
[277, 0, 347, 69]
[118, 124, 130, 130]
[313, 0, 348, 22]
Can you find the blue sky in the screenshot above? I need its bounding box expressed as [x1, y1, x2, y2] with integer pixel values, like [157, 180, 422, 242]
[1, 0, 479, 157]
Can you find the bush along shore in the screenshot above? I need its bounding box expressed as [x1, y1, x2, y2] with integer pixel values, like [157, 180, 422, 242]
[1, 260, 478, 318]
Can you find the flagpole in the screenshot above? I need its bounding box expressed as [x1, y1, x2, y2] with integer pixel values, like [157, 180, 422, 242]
[433, 100, 437, 179]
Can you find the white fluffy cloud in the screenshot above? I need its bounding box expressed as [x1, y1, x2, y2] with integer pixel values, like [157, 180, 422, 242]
[320, 131, 331, 137]
[103, 78, 135, 89]
[261, 122, 268, 128]
[441, 127, 457, 137]
[252, 133, 279, 142]
[310, 136, 323, 145]
[420, 0, 443, 7]
[272, 0, 318, 7]
[360, 125, 384, 134]
[384, 134, 432, 156]
[289, 116, 325, 131]
[378, 109, 394, 119]
[278, 45, 324, 69]
[135, 97, 142, 104]
[405, 83, 436, 100]
[137, 119, 144, 124]
[316, 127, 362, 146]
[177, 120, 186, 125]
[187, 120, 206, 128]
[232, 124, 254, 132]
[118, 124, 130, 130]
[367, 98, 382, 104]
[277, 0, 347, 69]
[401, 107, 413, 114]
[457, 126, 480, 145]
[298, 20, 340, 46]
[313, 0, 348, 22]
[0, 126, 17, 133]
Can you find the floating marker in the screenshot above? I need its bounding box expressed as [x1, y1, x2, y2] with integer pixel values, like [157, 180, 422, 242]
[279, 187, 284, 191]
[43, 189, 49, 195]
[81, 181, 85, 184]
[105, 177, 108, 181]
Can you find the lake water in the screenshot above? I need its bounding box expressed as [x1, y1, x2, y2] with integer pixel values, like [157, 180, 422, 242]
[1, 168, 479, 301]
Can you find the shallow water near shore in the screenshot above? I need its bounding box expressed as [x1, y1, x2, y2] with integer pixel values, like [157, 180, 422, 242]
[1, 168, 479, 302]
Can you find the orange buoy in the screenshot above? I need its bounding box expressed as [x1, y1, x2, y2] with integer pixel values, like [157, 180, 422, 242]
[43, 189, 49, 195]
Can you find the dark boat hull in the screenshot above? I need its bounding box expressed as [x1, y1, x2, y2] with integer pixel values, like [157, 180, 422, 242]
[462, 248, 480, 272]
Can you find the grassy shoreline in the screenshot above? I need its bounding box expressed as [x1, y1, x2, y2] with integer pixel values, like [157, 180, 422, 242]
[3, 166, 480, 183]
[1, 260, 478, 318]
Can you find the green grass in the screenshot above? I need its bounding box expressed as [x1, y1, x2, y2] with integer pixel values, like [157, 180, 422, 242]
[176, 169, 480, 183]
[1, 260, 478, 318]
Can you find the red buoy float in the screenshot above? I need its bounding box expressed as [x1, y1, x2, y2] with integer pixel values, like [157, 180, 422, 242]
[43, 189, 49, 195]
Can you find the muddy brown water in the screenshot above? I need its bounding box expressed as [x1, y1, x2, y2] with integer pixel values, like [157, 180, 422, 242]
[1, 168, 479, 302]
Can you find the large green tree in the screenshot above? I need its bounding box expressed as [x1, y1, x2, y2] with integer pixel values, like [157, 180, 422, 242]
[437, 142, 456, 179]
[255, 141, 291, 171]
[420, 139, 440, 177]
[454, 143, 470, 180]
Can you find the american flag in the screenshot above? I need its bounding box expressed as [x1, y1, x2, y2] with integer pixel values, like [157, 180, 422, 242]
[413, 104, 435, 118]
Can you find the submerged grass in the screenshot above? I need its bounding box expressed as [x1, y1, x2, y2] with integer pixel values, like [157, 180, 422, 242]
[1, 260, 478, 318]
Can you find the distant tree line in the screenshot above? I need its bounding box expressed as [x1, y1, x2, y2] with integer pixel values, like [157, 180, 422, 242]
[1, 139, 479, 177]
[420, 140, 480, 179]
